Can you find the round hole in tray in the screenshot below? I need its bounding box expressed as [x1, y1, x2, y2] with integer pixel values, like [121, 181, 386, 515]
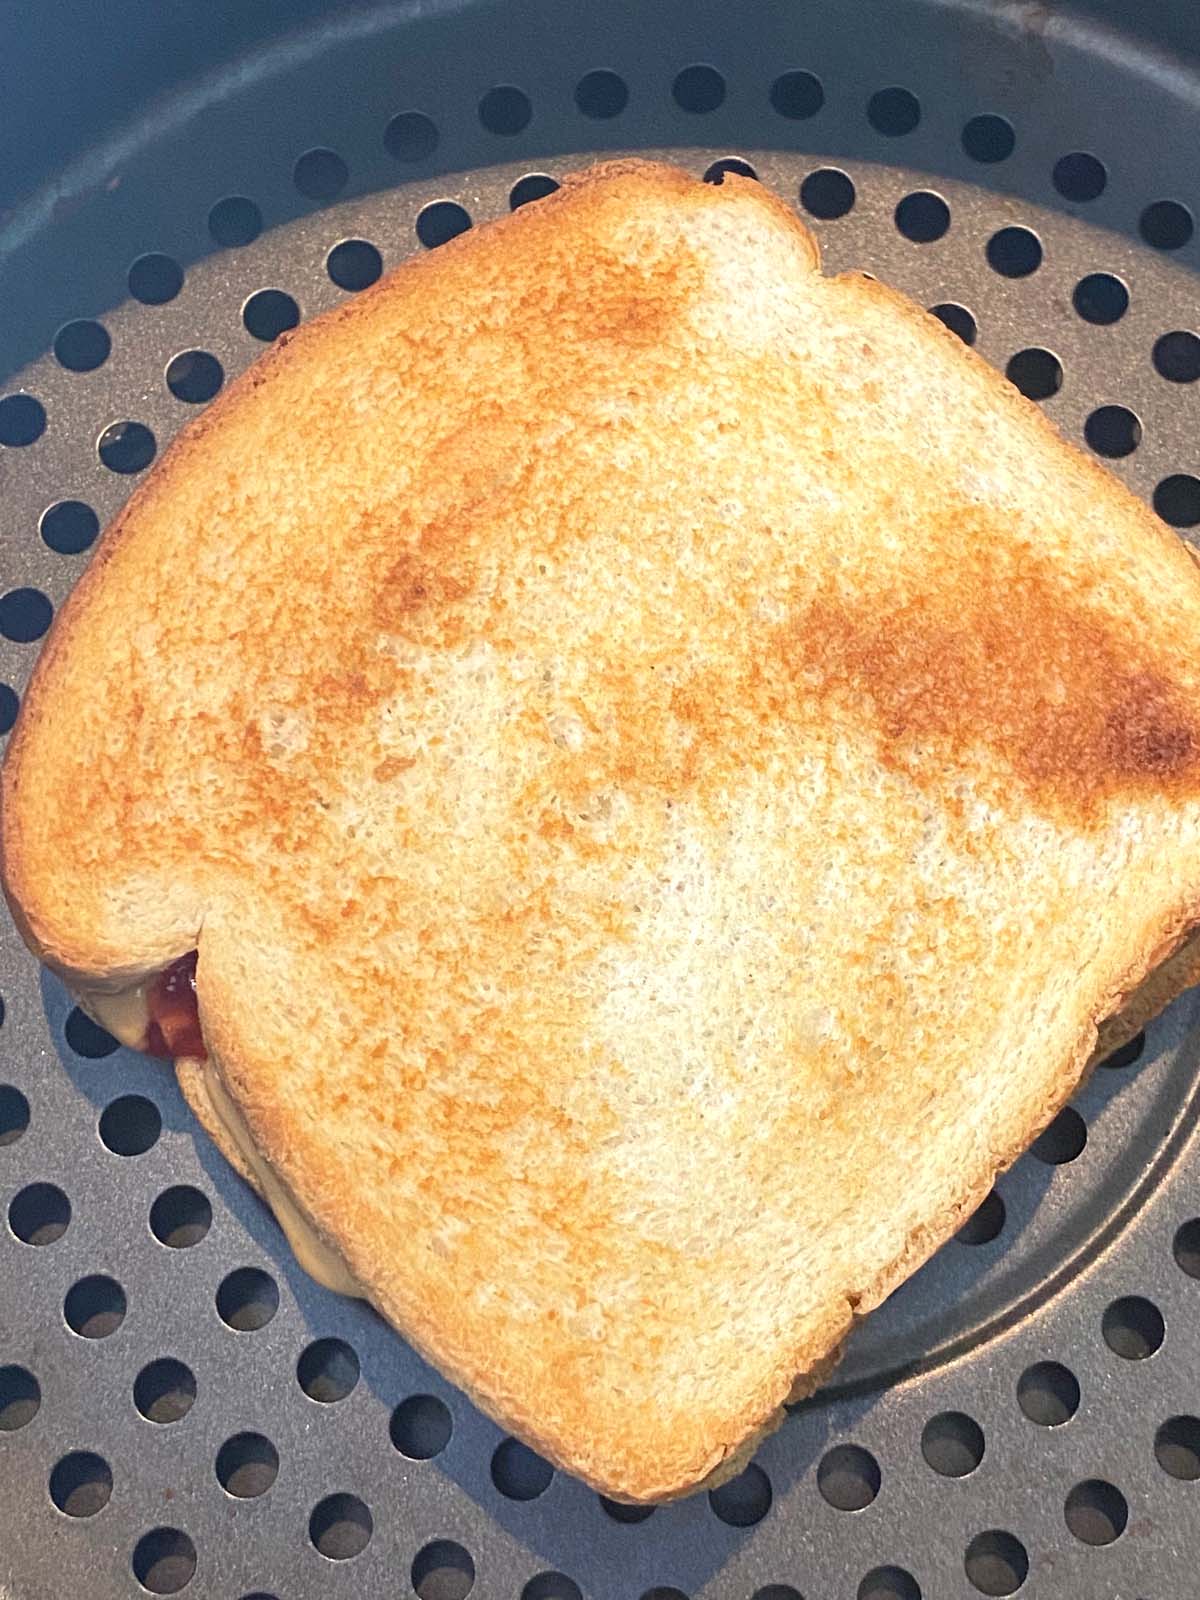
[53, 318, 111, 372]
[0, 1365, 41, 1431]
[411, 1537, 475, 1598]
[49, 1450, 112, 1518]
[293, 147, 348, 201]
[1085, 403, 1142, 458]
[986, 225, 1042, 277]
[326, 239, 382, 292]
[1102, 1295, 1164, 1358]
[770, 69, 824, 120]
[65, 1006, 119, 1057]
[510, 173, 559, 209]
[9, 1182, 70, 1246]
[895, 191, 950, 243]
[800, 168, 855, 220]
[0, 392, 46, 445]
[491, 1436, 554, 1500]
[127, 253, 182, 305]
[1028, 1106, 1086, 1164]
[859, 1570, 921, 1600]
[956, 1189, 1005, 1245]
[1017, 1361, 1080, 1426]
[384, 111, 439, 162]
[575, 69, 628, 119]
[867, 85, 920, 135]
[1052, 151, 1106, 201]
[97, 419, 156, 473]
[309, 1492, 372, 1560]
[478, 84, 532, 135]
[922, 1411, 985, 1477]
[1153, 330, 1200, 382]
[708, 1462, 773, 1526]
[40, 498, 99, 553]
[1064, 1478, 1127, 1545]
[0, 1083, 30, 1144]
[0, 586, 53, 642]
[817, 1444, 880, 1510]
[599, 1494, 655, 1523]
[522, 1574, 583, 1600]
[416, 201, 472, 249]
[704, 157, 758, 184]
[963, 113, 1014, 163]
[99, 1093, 161, 1156]
[0, 685, 18, 733]
[1156, 474, 1200, 527]
[1140, 199, 1194, 250]
[672, 64, 726, 114]
[208, 195, 262, 247]
[964, 1530, 1028, 1596]
[1174, 1218, 1200, 1276]
[1155, 1415, 1200, 1479]
[215, 1267, 278, 1332]
[297, 1337, 360, 1403]
[166, 349, 224, 403]
[131, 1527, 196, 1594]
[1006, 347, 1063, 401]
[216, 1431, 279, 1499]
[241, 289, 299, 341]
[150, 1186, 212, 1249]
[1101, 1032, 1145, 1070]
[64, 1275, 126, 1339]
[1073, 271, 1128, 323]
[134, 1358, 196, 1424]
[391, 1393, 452, 1459]
[929, 302, 977, 344]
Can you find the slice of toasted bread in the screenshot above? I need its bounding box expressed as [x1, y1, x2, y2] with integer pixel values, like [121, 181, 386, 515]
[7, 159, 1200, 1501]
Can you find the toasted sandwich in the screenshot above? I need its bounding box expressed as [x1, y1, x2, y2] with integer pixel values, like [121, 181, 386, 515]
[6, 160, 1200, 1501]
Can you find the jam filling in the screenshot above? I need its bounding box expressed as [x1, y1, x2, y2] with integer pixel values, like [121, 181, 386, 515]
[145, 951, 205, 1059]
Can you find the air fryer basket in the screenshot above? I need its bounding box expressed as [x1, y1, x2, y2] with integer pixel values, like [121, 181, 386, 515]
[2, 2, 1200, 1596]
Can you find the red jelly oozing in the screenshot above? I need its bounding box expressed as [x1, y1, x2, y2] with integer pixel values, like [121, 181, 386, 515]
[145, 951, 205, 1059]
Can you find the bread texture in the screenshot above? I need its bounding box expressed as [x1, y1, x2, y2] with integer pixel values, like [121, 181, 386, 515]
[7, 160, 1200, 1500]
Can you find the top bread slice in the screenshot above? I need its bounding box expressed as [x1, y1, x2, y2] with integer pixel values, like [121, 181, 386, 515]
[7, 159, 1200, 1501]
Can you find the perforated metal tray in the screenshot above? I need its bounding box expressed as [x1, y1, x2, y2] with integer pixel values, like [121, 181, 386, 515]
[2, 2, 1200, 1596]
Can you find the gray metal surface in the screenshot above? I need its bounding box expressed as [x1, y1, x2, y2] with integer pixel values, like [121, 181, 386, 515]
[2, 0, 1200, 1595]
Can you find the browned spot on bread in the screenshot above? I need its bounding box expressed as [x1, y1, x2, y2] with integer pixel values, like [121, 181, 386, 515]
[778, 529, 1200, 818]
[376, 552, 475, 625]
[582, 277, 690, 347]
[374, 755, 417, 783]
[314, 669, 377, 709]
[1103, 673, 1197, 775]
[414, 408, 524, 548]
[516, 244, 703, 355]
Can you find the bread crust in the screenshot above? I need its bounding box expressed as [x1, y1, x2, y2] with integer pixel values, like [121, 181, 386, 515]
[7, 159, 1200, 1501]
